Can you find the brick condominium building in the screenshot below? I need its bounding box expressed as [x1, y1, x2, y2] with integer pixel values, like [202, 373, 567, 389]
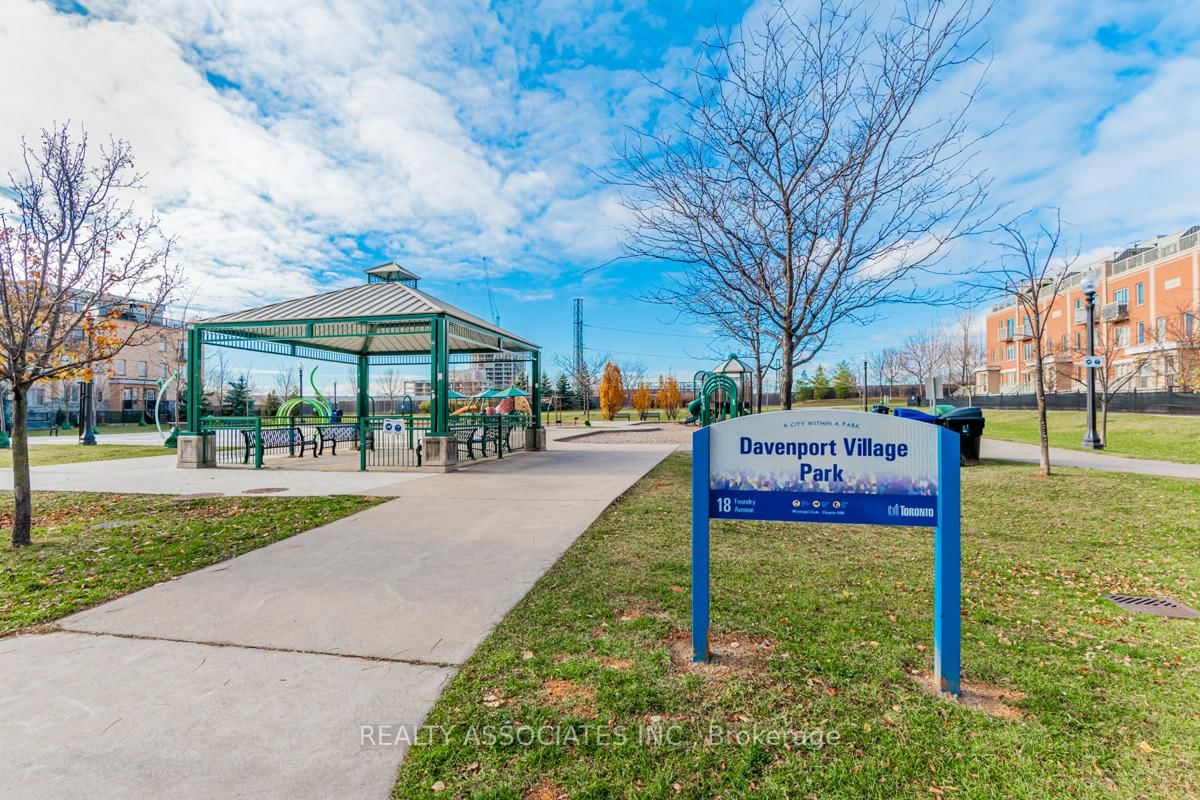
[977, 225, 1200, 395]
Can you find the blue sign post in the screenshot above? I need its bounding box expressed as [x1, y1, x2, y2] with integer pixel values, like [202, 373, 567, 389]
[692, 410, 962, 696]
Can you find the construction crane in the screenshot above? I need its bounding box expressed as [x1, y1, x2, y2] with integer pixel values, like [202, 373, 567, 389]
[482, 260, 500, 327]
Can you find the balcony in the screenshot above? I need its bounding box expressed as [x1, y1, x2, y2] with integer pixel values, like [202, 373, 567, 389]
[1101, 302, 1129, 323]
[1000, 329, 1014, 342]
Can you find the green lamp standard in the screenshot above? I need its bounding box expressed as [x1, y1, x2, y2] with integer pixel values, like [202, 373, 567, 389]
[1080, 272, 1103, 450]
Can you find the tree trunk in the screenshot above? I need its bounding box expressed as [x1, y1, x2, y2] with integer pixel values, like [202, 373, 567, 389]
[1100, 396, 1109, 446]
[1033, 358, 1051, 476]
[780, 336, 794, 410]
[10, 384, 32, 547]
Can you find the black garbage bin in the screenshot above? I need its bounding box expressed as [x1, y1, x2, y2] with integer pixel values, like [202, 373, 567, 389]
[870, 404, 890, 415]
[937, 406, 985, 466]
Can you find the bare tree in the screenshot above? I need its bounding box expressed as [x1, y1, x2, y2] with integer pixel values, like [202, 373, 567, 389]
[1165, 305, 1200, 393]
[617, 358, 648, 404]
[555, 351, 608, 420]
[970, 210, 1077, 475]
[274, 362, 300, 400]
[206, 350, 232, 416]
[1067, 315, 1164, 445]
[0, 125, 180, 546]
[897, 329, 950, 398]
[869, 347, 903, 401]
[614, 0, 992, 409]
[376, 368, 404, 413]
[949, 311, 984, 390]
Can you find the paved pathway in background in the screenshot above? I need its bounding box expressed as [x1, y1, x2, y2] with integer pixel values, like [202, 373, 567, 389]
[0, 440, 674, 800]
[982, 438, 1200, 479]
[27, 431, 168, 446]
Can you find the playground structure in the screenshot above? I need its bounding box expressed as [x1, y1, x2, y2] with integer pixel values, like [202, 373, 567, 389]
[684, 356, 753, 426]
[276, 367, 333, 421]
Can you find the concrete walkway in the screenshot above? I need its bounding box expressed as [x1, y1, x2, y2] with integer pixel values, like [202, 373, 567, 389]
[982, 438, 1200, 479]
[0, 441, 674, 799]
[1, 453, 436, 497]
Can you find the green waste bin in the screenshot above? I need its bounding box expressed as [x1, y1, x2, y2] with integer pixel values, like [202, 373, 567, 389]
[937, 406, 985, 465]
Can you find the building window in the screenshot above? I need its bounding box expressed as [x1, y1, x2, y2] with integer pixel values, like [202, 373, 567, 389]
[1137, 322, 1145, 345]
[1113, 288, 1129, 305]
[122, 388, 136, 410]
[145, 389, 157, 407]
[1061, 334, 1068, 352]
[1136, 282, 1144, 305]
[114, 359, 126, 376]
[158, 337, 167, 352]
[1157, 316, 1166, 340]
[1075, 331, 1082, 349]
[1114, 326, 1129, 348]
[1006, 344, 1015, 360]
[137, 361, 147, 378]
[1023, 342, 1032, 360]
[159, 363, 168, 379]
[1187, 312, 1196, 335]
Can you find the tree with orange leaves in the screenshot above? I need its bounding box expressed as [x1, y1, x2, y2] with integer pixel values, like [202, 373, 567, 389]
[657, 374, 682, 420]
[630, 382, 652, 420]
[0, 125, 181, 546]
[598, 361, 625, 420]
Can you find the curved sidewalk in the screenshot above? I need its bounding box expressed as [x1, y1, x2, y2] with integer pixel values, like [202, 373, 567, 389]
[0, 440, 674, 800]
[981, 438, 1200, 479]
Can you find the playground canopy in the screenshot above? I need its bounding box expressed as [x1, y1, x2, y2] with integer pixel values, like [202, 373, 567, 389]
[184, 262, 542, 441]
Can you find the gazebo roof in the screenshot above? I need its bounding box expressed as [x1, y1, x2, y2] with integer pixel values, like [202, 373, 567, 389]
[196, 268, 537, 356]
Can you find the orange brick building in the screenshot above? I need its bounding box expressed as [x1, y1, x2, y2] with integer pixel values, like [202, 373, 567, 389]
[977, 225, 1200, 395]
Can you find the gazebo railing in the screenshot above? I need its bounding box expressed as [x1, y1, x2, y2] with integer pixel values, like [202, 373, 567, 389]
[199, 412, 530, 469]
[199, 415, 364, 467]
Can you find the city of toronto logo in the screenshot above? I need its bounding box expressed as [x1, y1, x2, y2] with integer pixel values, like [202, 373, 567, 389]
[888, 503, 934, 519]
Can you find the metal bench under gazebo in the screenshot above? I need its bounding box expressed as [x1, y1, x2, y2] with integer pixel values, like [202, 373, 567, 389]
[176, 263, 544, 472]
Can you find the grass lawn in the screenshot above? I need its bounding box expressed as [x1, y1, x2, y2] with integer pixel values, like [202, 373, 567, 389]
[0, 492, 383, 635]
[0, 444, 169, 468]
[394, 454, 1200, 799]
[983, 409, 1200, 463]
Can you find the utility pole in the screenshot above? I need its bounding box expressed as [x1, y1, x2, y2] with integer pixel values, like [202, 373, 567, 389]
[573, 298, 586, 418]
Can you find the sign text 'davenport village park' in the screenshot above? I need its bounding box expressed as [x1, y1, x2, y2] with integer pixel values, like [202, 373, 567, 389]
[691, 410, 963, 695]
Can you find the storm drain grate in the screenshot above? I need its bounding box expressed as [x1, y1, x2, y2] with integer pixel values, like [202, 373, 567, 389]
[1105, 594, 1200, 619]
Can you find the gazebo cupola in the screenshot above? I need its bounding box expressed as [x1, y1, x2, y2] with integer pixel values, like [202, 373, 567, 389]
[364, 262, 421, 288]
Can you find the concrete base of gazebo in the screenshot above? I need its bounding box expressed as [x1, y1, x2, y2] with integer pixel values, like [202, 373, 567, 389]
[421, 435, 459, 472]
[525, 427, 546, 451]
[177, 434, 215, 469]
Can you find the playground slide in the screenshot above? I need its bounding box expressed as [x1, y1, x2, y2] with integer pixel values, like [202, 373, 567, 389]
[683, 396, 703, 424]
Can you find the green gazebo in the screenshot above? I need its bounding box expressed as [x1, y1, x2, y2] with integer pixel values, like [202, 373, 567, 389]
[177, 262, 543, 471]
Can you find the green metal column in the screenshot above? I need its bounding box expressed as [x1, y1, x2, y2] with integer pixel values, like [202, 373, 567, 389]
[186, 326, 203, 434]
[430, 316, 450, 436]
[531, 350, 542, 428]
[356, 355, 369, 421]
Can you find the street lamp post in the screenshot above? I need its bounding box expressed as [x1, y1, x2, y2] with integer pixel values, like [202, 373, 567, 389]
[1080, 273, 1103, 450]
[80, 380, 97, 446]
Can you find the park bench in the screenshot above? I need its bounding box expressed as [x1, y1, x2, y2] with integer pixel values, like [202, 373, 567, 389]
[239, 426, 316, 463]
[640, 411, 661, 421]
[316, 423, 371, 456]
[451, 424, 503, 460]
[612, 412, 631, 420]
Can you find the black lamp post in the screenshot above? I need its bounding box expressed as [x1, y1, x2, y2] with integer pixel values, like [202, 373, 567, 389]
[1080, 273, 1103, 450]
[79, 380, 97, 446]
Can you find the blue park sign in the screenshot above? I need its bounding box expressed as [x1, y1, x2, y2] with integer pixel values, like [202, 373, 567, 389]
[691, 410, 962, 696]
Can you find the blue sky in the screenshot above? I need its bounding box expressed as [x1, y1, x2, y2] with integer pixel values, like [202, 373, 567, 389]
[4, 0, 1200, 391]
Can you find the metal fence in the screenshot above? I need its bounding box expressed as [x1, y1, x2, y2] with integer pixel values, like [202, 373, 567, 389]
[199, 412, 531, 469]
[943, 390, 1200, 416]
